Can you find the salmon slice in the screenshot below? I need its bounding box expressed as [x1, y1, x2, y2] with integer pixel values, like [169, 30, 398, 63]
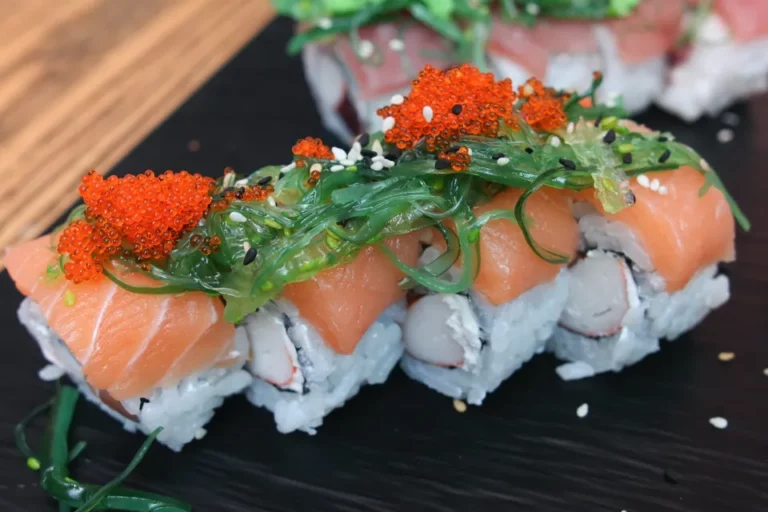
[712, 0, 768, 41]
[471, 188, 579, 305]
[581, 166, 735, 293]
[281, 232, 422, 355]
[6, 236, 237, 400]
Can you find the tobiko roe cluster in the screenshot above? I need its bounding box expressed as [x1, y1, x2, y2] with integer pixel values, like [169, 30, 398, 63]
[518, 78, 567, 132]
[58, 170, 214, 282]
[292, 136, 334, 166]
[377, 64, 519, 152]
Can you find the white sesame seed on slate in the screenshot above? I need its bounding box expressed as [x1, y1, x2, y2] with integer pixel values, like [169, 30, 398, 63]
[637, 174, 650, 188]
[576, 403, 589, 418]
[497, 157, 510, 165]
[357, 39, 374, 59]
[194, 428, 207, 440]
[717, 128, 734, 144]
[709, 417, 728, 429]
[423, 105, 434, 123]
[658, 185, 668, 195]
[650, 178, 660, 191]
[38, 364, 65, 381]
[763, 368, 768, 377]
[372, 139, 384, 155]
[316, 17, 332, 30]
[331, 146, 347, 161]
[382, 116, 395, 133]
[567, 122, 575, 134]
[453, 399, 467, 413]
[280, 162, 296, 173]
[721, 111, 740, 127]
[526, 2, 540, 15]
[391, 94, 404, 105]
[382, 159, 395, 168]
[388, 38, 405, 51]
[340, 159, 355, 166]
[267, 196, 277, 207]
[371, 161, 384, 171]
[229, 212, 247, 223]
[330, 164, 345, 172]
[550, 136, 561, 147]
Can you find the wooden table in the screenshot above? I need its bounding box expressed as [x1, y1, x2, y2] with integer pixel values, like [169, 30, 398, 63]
[0, 0, 274, 266]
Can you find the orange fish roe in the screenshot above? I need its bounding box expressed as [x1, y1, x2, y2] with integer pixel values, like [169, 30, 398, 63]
[377, 64, 518, 152]
[518, 78, 567, 132]
[58, 170, 214, 282]
[292, 137, 334, 167]
[438, 146, 472, 172]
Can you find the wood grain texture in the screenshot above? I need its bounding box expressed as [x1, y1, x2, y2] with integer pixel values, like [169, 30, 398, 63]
[1, 17, 767, 512]
[0, 0, 274, 266]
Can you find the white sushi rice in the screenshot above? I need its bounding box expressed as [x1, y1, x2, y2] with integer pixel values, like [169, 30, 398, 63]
[243, 300, 405, 434]
[549, 206, 731, 379]
[657, 14, 768, 122]
[18, 299, 252, 452]
[488, 26, 666, 114]
[401, 270, 569, 405]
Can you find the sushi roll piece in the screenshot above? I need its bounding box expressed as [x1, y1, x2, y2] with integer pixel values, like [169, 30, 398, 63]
[6, 236, 252, 451]
[243, 234, 422, 434]
[550, 122, 738, 379]
[401, 188, 578, 405]
[658, 0, 768, 122]
[488, 0, 685, 114]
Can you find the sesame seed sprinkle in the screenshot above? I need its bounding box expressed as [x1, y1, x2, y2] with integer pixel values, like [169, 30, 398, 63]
[372, 139, 384, 156]
[717, 128, 734, 144]
[357, 132, 370, 147]
[316, 17, 332, 30]
[371, 161, 384, 171]
[391, 94, 404, 105]
[280, 162, 296, 173]
[763, 368, 768, 377]
[258, 176, 273, 186]
[525, 147, 533, 154]
[382, 116, 395, 133]
[603, 129, 616, 144]
[576, 403, 589, 418]
[357, 39, 374, 59]
[229, 212, 247, 223]
[718, 351, 735, 362]
[453, 399, 467, 413]
[330, 164, 344, 172]
[423, 105, 434, 123]
[497, 157, 510, 165]
[388, 38, 405, 52]
[243, 247, 257, 265]
[492, 152, 505, 159]
[658, 149, 671, 163]
[658, 185, 668, 195]
[567, 122, 574, 134]
[382, 159, 395, 168]
[550, 136, 561, 147]
[361, 149, 377, 158]
[340, 159, 355, 166]
[559, 158, 576, 170]
[331, 147, 347, 161]
[594, 114, 603, 128]
[709, 417, 728, 429]
[451, 104, 462, 115]
[267, 196, 276, 207]
[526, 2, 540, 15]
[623, 153, 633, 164]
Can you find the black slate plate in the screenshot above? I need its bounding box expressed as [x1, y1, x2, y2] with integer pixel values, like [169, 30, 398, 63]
[2, 18, 767, 512]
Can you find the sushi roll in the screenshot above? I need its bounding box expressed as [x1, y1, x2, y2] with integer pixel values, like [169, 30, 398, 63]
[550, 121, 739, 379]
[280, 0, 683, 143]
[658, 0, 768, 122]
[244, 234, 421, 434]
[401, 188, 578, 404]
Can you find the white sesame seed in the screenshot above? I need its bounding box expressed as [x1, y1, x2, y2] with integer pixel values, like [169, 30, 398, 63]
[637, 174, 650, 188]
[388, 38, 405, 52]
[372, 139, 384, 155]
[718, 351, 735, 362]
[763, 368, 768, 376]
[700, 158, 712, 171]
[235, 178, 249, 187]
[194, 427, 207, 440]
[280, 162, 296, 173]
[243, 241, 251, 252]
[357, 39, 374, 59]
[351, 141, 362, 154]
[709, 417, 728, 429]
[650, 178, 660, 191]
[38, 364, 64, 381]
[382, 159, 395, 168]
[721, 111, 740, 127]
[223, 173, 235, 188]
[229, 212, 247, 223]
[453, 399, 467, 413]
[423, 105, 434, 123]
[576, 403, 589, 418]
[717, 128, 734, 144]
[330, 164, 345, 172]
[467, 148, 472, 156]
[567, 122, 575, 134]
[497, 157, 510, 165]
[550, 136, 561, 147]
[523, 84, 535, 96]
[371, 161, 384, 171]
[340, 159, 355, 166]
[310, 163, 323, 174]
[331, 146, 347, 161]
[372, 155, 385, 162]
[267, 196, 276, 207]
[526, 2, 540, 16]
[390, 94, 404, 105]
[382, 116, 395, 133]
[658, 185, 668, 195]
[316, 17, 332, 30]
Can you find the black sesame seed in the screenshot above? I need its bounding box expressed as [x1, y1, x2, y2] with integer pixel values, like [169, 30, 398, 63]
[451, 104, 463, 115]
[663, 469, 678, 485]
[387, 147, 402, 158]
[525, 147, 533, 154]
[278, 172, 285, 180]
[594, 114, 603, 128]
[363, 156, 373, 167]
[445, 145, 461, 154]
[383, 153, 399, 162]
[658, 149, 671, 163]
[625, 190, 636, 205]
[358, 132, 370, 147]
[258, 176, 273, 186]
[492, 152, 506, 160]
[435, 158, 451, 170]
[623, 153, 633, 164]
[559, 158, 576, 170]
[603, 129, 616, 144]
[361, 149, 378, 158]
[658, 136, 668, 142]
[139, 398, 150, 411]
[243, 248, 257, 266]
